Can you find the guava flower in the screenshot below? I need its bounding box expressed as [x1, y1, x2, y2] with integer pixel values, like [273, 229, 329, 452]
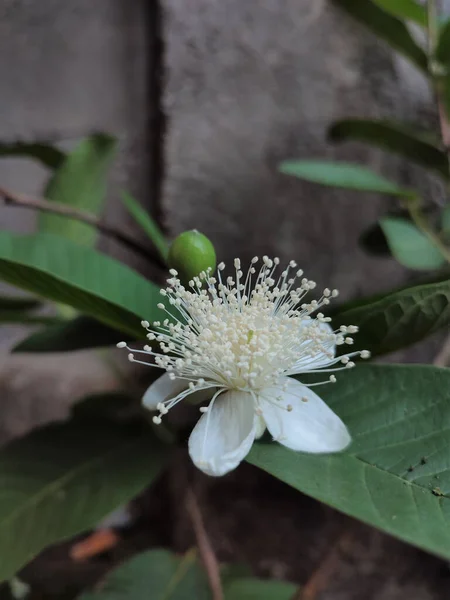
[118, 257, 369, 477]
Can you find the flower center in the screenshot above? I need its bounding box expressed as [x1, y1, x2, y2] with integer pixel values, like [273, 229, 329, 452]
[117, 256, 370, 423]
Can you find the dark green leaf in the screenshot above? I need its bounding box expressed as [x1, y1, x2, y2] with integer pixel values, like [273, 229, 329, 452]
[248, 364, 450, 560]
[13, 315, 125, 353]
[279, 160, 415, 197]
[333, 0, 428, 72]
[435, 18, 450, 64]
[0, 295, 41, 311]
[40, 134, 117, 246]
[78, 549, 211, 600]
[0, 232, 163, 338]
[0, 311, 60, 326]
[380, 217, 447, 270]
[333, 278, 450, 356]
[0, 142, 65, 170]
[77, 548, 297, 600]
[0, 408, 169, 582]
[329, 120, 448, 179]
[224, 578, 297, 600]
[371, 0, 427, 26]
[121, 192, 169, 262]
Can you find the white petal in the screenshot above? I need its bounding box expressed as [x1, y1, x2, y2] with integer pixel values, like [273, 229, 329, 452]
[188, 390, 256, 476]
[291, 320, 336, 372]
[260, 377, 350, 453]
[254, 414, 266, 439]
[142, 373, 187, 410]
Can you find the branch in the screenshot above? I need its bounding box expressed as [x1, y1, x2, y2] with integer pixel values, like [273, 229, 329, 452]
[0, 186, 167, 271]
[186, 487, 223, 600]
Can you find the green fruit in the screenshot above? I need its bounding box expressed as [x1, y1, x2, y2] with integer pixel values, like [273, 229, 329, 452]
[168, 230, 216, 283]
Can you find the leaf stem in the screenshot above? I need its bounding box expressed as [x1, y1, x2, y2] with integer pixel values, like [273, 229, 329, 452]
[0, 186, 167, 271]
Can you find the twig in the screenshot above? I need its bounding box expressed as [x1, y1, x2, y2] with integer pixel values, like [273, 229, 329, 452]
[434, 332, 450, 367]
[0, 185, 167, 270]
[186, 487, 223, 600]
[293, 531, 353, 600]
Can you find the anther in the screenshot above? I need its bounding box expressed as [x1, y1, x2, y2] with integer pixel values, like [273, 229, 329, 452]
[116, 341, 127, 348]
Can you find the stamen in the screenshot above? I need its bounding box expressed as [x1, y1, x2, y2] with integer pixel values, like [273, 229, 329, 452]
[117, 257, 369, 419]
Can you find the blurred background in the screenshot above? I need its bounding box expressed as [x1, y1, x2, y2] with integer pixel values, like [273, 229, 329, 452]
[1, 1, 449, 598]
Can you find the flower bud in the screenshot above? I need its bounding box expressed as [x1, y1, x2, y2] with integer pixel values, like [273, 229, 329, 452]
[168, 230, 216, 283]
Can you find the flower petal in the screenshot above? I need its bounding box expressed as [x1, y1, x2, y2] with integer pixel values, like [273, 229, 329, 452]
[290, 320, 336, 372]
[254, 414, 266, 439]
[188, 390, 256, 476]
[142, 373, 187, 410]
[260, 377, 350, 453]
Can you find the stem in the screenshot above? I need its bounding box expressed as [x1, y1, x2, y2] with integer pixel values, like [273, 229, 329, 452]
[0, 186, 167, 271]
[186, 488, 223, 600]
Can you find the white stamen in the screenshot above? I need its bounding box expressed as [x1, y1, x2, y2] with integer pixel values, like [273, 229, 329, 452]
[120, 258, 369, 423]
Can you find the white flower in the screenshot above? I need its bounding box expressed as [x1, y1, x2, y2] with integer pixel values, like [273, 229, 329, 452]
[118, 256, 369, 477]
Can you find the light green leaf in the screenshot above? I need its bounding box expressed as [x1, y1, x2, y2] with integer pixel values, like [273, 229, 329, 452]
[121, 192, 169, 262]
[332, 0, 428, 72]
[329, 120, 448, 179]
[224, 578, 297, 600]
[380, 217, 447, 270]
[0, 231, 163, 338]
[371, 0, 427, 27]
[279, 160, 415, 197]
[333, 278, 450, 356]
[0, 404, 169, 582]
[78, 549, 211, 600]
[248, 364, 450, 560]
[39, 134, 117, 246]
[0, 142, 65, 170]
[13, 315, 124, 353]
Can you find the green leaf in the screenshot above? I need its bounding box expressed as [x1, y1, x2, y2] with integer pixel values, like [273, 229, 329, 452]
[371, 0, 427, 27]
[78, 549, 211, 600]
[0, 295, 41, 312]
[279, 160, 415, 197]
[0, 295, 57, 325]
[435, 18, 450, 64]
[332, 0, 428, 72]
[224, 578, 297, 600]
[333, 278, 450, 356]
[0, 142, 65, 170]
[329, 120, 448, 179]
[380, 217, 447, 270]
[0, 406, 169, 582]
[248, 364, 450, 560]
[121, 192, 169, 262]
[39, 134, 117, 246]
[77, 548, 297, 600]
[0, 232, 163, 338]
[13, 315, 125, 353]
